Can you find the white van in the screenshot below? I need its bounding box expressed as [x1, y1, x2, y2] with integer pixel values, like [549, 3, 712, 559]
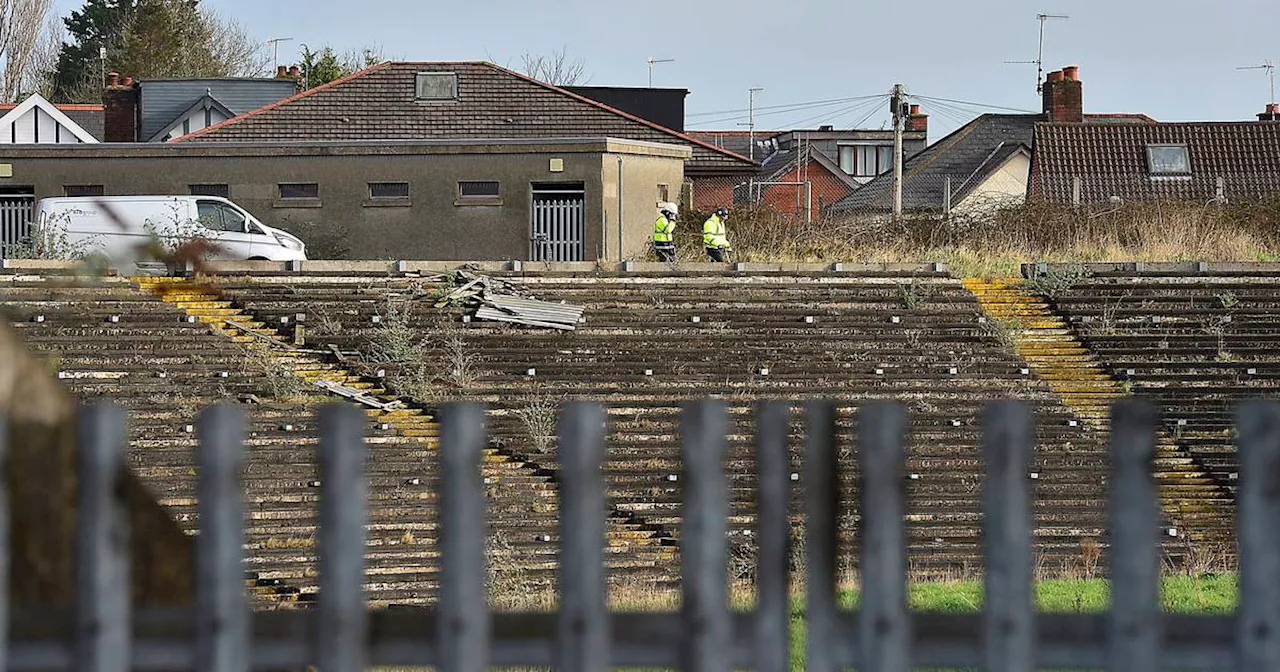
[32, 195, 307, 262]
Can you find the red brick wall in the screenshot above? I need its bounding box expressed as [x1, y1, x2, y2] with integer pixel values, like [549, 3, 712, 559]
[758, 160, 855, 215]
[102, 85, 138, 142]
[690, 177, 737, 211]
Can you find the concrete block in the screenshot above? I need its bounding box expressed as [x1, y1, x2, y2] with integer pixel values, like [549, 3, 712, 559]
[509, 260, 523, 272]
[831, 262, 844, 272]
[622, 260, 635, 272]
[395, 260, 408, 274]
[285, 260, 302, 272]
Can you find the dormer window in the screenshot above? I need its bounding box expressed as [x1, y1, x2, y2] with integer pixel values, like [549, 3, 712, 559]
[1147, 144, 1191, 176]
[416, 72, 458, 101]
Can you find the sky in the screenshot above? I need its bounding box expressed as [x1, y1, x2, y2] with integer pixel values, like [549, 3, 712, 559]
[53, 0, 1280, 141]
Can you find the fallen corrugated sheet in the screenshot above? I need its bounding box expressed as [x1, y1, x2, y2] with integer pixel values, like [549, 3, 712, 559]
[475, 295, 585, 331]
[436, 270, 585, 330]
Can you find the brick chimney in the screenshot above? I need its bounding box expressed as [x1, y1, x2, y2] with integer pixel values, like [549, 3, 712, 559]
[102, 72, 139, 142]
[1259, 103, 1280, 122]
[1042, 65, 1084, 123]
[905, 104, 929, 133]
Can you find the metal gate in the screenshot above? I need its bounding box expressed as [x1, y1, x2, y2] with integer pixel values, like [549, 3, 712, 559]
[530, 183, 585, 262]
[0, 191, 34, 258]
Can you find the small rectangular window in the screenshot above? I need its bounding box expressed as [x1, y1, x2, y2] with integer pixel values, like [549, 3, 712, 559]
[657, 184, 669, 202]
[278, 183, 319, 199]
[190, 183, 229, 198]
[64, 184, 103, 197]
[416, 72, 459, 101]
[369, 182, 410, 199]
[459, 181, 500, 199]
[1147, 144, 1191, 175]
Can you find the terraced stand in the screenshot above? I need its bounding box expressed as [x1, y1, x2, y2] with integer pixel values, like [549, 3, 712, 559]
[0, 267, 670, 606]
[1040, 264, 1280, 557]
[130, 275, 675, 599]
[209, 265, 1110, 576]
[965, 278, 1234, 553]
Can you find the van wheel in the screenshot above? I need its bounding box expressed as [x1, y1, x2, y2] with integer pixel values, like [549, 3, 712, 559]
[248, 256, 270, 260]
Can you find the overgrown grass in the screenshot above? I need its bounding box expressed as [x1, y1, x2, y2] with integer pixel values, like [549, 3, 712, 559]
[399, 575, 1237, 672]
[665, 196, 1280, 275]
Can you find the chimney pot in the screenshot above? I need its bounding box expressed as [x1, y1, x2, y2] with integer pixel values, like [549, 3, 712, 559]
[1047, 70, 1065, 83]
[107, 71, 120, 87]
[276, 65, 288, 78]
[1062, 65, 1080, 81]
[909, 104, 920, 115]
[288, 66, 300, 78]
[122, 75, 133, 86]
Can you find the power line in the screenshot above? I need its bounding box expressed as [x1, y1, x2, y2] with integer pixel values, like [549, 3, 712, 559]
[782, 96, 888, 129]
[686, 94, 888, 119]
[911, 94, 1039, 115]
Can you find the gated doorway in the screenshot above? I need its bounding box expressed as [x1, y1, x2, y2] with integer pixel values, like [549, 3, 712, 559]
[529, 182, 585, 262]
[0, 187, 34, 258]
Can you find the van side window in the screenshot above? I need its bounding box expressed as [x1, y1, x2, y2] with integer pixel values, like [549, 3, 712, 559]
[220, 206, 247, 233]
[196, 201, 246, 232]
[196, 202, 222, 231]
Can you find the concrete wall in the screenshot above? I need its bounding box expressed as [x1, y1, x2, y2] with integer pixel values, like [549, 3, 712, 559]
[0, 139, 688, 261]
[600, 152, 685, 260]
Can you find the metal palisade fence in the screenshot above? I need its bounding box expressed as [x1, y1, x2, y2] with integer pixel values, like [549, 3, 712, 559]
[2, 398, 1280, 670]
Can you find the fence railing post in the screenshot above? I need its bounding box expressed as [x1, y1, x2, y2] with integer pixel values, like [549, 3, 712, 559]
[74, 404, 131, 672]
[755, 401, 791, 672]
[555, 402, 609, 672]
[1108, 400, 1161, 672]
[316, 403, 368, 672]
[679, 400, 730, 672]
[438, 403, 490, 672]
[981, 401, 1035, 672]
[1236, 400, 1280, 669]
[196, 404, 248, 672]
[804, 401, 839, 672]
[858, 402, 909, 672]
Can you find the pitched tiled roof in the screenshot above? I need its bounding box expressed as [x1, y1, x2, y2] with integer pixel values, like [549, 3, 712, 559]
[829, 114, 1039, 213]
[177, 62, 757, 174]
[1030, 121, 1280, 203]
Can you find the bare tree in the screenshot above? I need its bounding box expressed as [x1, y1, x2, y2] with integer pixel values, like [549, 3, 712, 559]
[199, 10, 268, 78]
[0, 0, 55, 101]
[18, 14, 61, 99]
[519, 45, 588, 86]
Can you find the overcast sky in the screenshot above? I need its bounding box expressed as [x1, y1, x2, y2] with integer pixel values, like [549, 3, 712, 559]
[55, 0, 1280, 140]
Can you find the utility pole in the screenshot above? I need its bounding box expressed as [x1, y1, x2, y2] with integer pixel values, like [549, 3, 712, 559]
[745, 87, 764, 161]
[99, 46, 106, 88]
[891, 84, 906, 222]
[267, 37, 294, 71]
[647, 57, 674, 87]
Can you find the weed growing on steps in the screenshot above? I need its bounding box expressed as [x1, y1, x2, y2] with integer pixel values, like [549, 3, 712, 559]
[241, 346, 310, 400]
[1025, 263, 1089, 301]
[514, 389, 561, 454]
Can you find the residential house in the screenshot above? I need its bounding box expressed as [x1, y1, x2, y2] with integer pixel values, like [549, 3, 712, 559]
[0, 94, 101, 144]
[831, 66, 1158, 218]
[690, 118, 929, 216]
[1030, 92, 1280, 205]
[173, 62, 757, 211]
[101, 70, 299, 142]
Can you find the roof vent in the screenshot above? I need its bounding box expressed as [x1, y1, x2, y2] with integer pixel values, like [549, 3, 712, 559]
[416, 72, 459, 101]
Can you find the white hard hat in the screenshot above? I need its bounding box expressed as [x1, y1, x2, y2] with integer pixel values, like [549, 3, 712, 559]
[659, 201, 678, 215]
